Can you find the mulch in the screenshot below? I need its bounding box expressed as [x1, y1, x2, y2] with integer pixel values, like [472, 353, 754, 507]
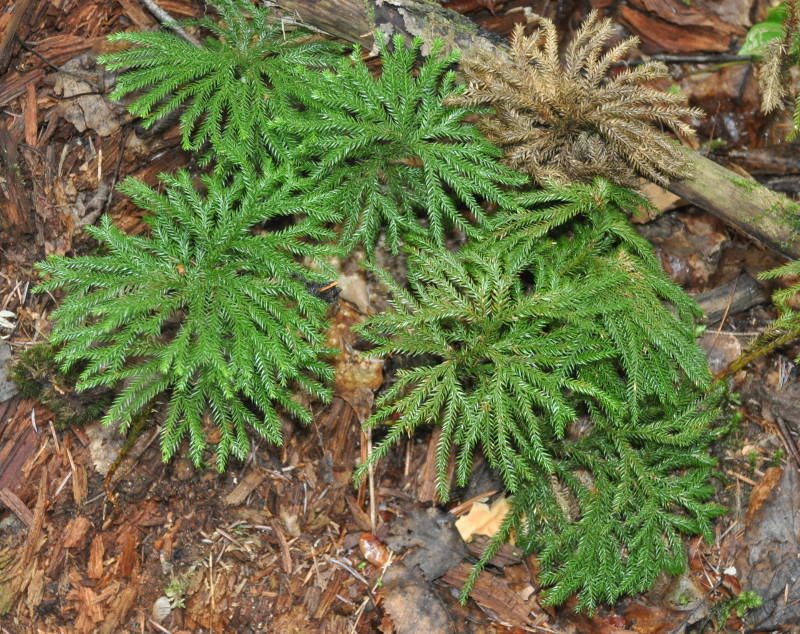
[1, 0, 798, 632]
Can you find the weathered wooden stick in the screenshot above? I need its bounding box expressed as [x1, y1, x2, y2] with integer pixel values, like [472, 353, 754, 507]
[692, 273, 768, 325]
[278, 0, 800, 259]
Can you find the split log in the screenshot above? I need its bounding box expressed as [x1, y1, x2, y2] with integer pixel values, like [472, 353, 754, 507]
[278, 0, 800, 260]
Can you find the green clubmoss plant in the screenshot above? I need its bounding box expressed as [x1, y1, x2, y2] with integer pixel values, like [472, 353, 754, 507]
[287, 33, 527, 256]
[98, 0, 342, 167]
[355, 180, 722, 611]
[35, 170, 335, 470]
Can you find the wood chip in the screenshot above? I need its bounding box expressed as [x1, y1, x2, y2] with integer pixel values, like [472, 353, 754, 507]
[118, 530, 139, 579]
[272, 520, 293, 574]
[224, 468, 267, 506]
[88, 535, 105, 580]
[62, 515, 91, 549]
[24, 82, 37, 146]
[312, 568, 346, 620]
[71, 463, 88, 506]
[22, 466, 47, 566]
[25, 568, 45, 617]
[0, 486, 34, 528]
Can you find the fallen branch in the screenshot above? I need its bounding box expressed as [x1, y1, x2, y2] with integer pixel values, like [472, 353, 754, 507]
[277, 0, 800, 259]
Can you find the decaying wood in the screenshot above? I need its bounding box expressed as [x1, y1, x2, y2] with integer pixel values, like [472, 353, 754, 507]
[0, 401, 38, 492]
[0, 127, 35, 235]
[0, 0, 40, 75]
[672, 147, 800, 260]
[693, 273, 769, 324]
[277, 0, 800, 259]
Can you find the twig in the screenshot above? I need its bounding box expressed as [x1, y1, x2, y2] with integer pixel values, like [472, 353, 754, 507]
[147, 619, 174, 634]
[714, 325, 800, 382]
[708, 274, 739, 356]
[324, 555, 370, 587]
[367, 426, 376, 531]
[209, 550, 215, 634]
[726, 469, 757, 486]
[775, 415, 800, 468]
[136, 0, 202, 47]
[619, 54, 759, 66]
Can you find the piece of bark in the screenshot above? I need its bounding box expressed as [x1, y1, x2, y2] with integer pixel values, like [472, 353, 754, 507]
[618, 6, 734, 53]
[693, 273, 769, 324]
[465, 535, 524, 569]
[416, 426, 454, 504]
[0, 0, 39, 74]
[0, 402, 38, 492]
[440, 562, 534, 628]
[276, 0, 800, 260]
[0, 69, 43, 109]
[734, 466, 800, 631]
[88, 535, 105, 580]
[224, 468, 268, 506]
[0, 126, 35, 235]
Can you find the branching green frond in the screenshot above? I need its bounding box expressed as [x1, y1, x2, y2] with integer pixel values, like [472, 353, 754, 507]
[464, 385, 725, 613]
[447, 11, 703, 187]
[35, 171, 334, 471]
[99, 0, 341, 167]
[287, 32, 526, 257]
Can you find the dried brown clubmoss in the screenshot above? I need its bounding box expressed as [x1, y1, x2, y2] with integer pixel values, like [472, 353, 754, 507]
[447, 11, 704, 187]
[758, 0, 799, 120]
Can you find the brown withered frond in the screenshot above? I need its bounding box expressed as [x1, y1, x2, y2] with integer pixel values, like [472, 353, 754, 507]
[447, 11, 704, 187]
[758, 0, 799, 117]
[759, 38, 789, 115]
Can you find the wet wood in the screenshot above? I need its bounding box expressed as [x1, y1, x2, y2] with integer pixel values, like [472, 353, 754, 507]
[0, 127, 36, 235]
[24, 83, 38, 146]
[31, 35, 107, 66]
[0, 69, 43, 109]
[693, 273, 769, 324]
[21, 466, 47, 566]
[277, 0, 800, 260]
